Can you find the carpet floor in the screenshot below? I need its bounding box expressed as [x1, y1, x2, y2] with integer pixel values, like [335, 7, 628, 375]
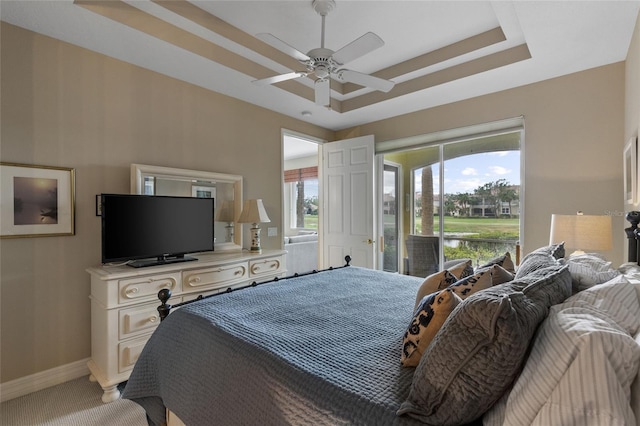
[1, 376, 147, 426]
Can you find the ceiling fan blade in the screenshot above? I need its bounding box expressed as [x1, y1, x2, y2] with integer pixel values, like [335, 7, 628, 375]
[331, 32, 384, 65]
[256, 33, 310, 62]
[335, 69, 395, 93]
[315, 78, 330, 106]
[253, 71, 307, 86]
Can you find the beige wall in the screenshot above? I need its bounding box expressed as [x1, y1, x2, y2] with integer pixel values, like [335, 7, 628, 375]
[0, 23, 333, 383]
[337, 63, 627, 263]
[626, 11, 640, 172]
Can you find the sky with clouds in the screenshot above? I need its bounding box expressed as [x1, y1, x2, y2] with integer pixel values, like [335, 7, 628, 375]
[385, 150, 520, 196]
[305, 150, 520, 199]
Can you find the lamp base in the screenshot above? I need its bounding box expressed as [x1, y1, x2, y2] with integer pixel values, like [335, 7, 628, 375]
[225, 223, 234, 243]
[249, 224, 262, 254]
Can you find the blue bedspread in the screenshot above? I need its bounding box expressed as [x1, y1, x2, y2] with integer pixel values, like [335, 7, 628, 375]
[123, 266, 428, 426]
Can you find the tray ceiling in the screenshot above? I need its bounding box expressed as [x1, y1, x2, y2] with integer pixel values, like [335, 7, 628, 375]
[2, 1, 639, 130]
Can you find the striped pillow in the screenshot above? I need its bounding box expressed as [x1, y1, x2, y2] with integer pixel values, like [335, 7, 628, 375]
[567, 253, 620, 292]
[484, 275, 640, 425]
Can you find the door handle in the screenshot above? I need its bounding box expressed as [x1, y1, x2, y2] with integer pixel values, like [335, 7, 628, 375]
[364, 238, 373, 245]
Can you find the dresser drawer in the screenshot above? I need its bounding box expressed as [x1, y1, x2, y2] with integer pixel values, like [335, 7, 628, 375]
[118, 273, 180, 304]
[119, 297, 180, 340]
[183, 262, 248, 291]
[249, 256, 285, 278]
[118, 336, 148, 374]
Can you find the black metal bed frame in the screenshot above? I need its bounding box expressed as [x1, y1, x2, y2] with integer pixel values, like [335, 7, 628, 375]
[157, 255, 352, 321]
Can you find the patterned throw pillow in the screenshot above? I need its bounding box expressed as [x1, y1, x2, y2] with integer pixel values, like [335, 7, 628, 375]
[450, 265, 514, 299]
[478, 252, 516, 274]
[448, 259, 474, 279]
[414, 269, 460, 310]
[401, 289, 462, 367]
[448, 268, 493, 299]
[404, 264, 513, 368]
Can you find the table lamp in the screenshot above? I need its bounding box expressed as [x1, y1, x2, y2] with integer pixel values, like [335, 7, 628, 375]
[215, 200, 235, 243]
[238, 199, 271, 253]
[549, 212, 612, 256]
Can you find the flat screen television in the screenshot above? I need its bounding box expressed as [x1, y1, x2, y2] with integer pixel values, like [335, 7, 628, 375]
[101, 193, 214, 268]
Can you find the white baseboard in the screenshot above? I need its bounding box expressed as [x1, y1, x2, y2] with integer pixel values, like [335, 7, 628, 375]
[0, 358, 90, 403]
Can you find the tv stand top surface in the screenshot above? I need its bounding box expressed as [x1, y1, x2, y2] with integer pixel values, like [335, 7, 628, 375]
[128, 255, 197, 268]
[87, 249, 287, 280]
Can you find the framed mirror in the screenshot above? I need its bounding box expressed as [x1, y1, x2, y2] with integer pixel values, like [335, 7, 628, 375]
[131, 164, 243, 252]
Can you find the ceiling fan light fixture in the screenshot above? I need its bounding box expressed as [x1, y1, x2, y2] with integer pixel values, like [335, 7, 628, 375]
[315, 64, 330, 79]
[312, 0, 336, 17]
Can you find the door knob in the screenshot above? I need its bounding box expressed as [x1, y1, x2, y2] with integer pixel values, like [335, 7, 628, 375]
[364, 238, 373, 245]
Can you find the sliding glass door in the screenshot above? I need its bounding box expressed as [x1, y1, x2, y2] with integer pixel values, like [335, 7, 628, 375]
[382, 163, 400, 272]
[385, 131, 521, 276]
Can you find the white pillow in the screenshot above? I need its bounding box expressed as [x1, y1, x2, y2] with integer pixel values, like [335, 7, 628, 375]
[566, 253, 620, 292]
[562, 274, 640, 335]
[630, 332, 640, 425]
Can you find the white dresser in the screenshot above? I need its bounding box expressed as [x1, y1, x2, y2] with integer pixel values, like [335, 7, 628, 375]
[86, 250, 286, 402]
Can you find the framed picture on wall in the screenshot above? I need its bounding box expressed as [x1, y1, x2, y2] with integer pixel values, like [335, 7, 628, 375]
[624, 137, 638, 205]
[0, 163, 75, 238]
[192, 185, 216, 207]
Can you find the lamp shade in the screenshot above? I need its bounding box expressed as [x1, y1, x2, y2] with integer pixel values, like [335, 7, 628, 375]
[238, 199, 271, 224]
[215, 200, 235, 222]
[549, 213, 612, 252]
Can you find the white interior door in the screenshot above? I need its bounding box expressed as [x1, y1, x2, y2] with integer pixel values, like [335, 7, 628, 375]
[321, 135, 376, 269]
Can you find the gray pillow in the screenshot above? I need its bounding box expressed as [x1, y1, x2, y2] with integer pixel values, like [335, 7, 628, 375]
[531, 242, 566, 259]
[515, 253, 558, 279]
[397, 265, 572, 426]
[519, 264, 572, 307]
[515, 243, 565, 279]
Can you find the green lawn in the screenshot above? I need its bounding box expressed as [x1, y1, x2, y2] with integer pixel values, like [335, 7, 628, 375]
[423, 216, 519, 240]
[309, 215, 519, 239]
[303, 215, 319, 230]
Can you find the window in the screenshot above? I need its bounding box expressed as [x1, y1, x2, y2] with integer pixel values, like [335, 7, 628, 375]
[285, 167, 319, 230]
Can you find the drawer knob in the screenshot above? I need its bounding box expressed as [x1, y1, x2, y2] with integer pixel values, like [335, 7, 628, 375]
[148, 316, 158, 323]
[189, 277, 201, 284]
[125, 287, 139, 297]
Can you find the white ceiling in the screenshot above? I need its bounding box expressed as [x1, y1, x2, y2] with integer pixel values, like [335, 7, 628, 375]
[2, 1, 639, 131]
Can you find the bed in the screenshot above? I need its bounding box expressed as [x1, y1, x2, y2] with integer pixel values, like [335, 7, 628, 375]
[123, 244, 640, 426]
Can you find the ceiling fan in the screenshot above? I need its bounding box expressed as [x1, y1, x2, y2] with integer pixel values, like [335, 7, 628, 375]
[253, 0, 395, 107]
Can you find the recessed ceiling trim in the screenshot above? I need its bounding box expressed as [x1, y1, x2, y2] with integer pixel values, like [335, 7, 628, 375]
[342, 44, 532, 112]
[340, 27, 507, 95]
[150, 0, 304, 75]
[74, 1, 260, 76]
[76, 0, 320, 102]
